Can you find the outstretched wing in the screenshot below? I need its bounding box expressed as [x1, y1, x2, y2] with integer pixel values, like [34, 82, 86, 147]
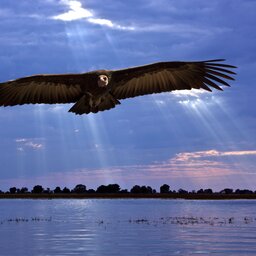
[0, 74, 87, 106]
[110, 59, 236, 100]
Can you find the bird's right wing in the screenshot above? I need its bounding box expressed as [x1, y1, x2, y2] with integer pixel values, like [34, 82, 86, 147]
[110, 59, 237, 100]
[0, 73, 87, 106]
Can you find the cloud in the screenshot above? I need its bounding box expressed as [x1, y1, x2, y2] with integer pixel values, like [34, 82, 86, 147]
[173, 149, 256, 162]
[172, 89, 208, 98]
[150, 89, 216, 108]
[47, 105, 66, 112]
[52, 0, 93, 21]
[15, 138, 44, 151]
[87, 18, 134, 30]
[50, 0, 229, 35]
[134, 23, 230, 35]
[171, 89, 209, 104]
[52, 0, 134, 30]
[222, 150, 256, 156]
[1, 148, 255, 190]
[69, 149, 256, 181]
[22, 149, 256, 181]
[168, 149, 256, 171]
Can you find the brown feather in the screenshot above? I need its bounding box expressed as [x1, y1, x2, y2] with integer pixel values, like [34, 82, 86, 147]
[204, 66, 236, 75]
[0, 59, 236, 114]
[0, 74, 90, 106]
[206, 69, 235, 80]
[111, 60, 236, 100]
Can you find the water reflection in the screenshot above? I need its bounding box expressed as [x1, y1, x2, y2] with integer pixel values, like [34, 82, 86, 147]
[0, 199, 256, 255]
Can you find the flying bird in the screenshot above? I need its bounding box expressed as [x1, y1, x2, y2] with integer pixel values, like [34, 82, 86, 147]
[0, 59, 236, 115]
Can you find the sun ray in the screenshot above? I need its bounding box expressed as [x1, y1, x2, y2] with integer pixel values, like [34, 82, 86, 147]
[150, 90, 256, 189]
[83, 114, 115, 185]
[57, 9, 124, 186]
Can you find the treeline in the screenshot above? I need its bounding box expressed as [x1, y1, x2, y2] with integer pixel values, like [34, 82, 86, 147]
[0, 184, 255, 195]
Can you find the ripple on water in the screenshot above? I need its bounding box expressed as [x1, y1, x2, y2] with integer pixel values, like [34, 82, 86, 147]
[0, 199, 256, 255]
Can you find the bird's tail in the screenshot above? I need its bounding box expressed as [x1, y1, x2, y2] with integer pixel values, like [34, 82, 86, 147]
[68, 95, 91, 115]
[68, 93, 120, 115]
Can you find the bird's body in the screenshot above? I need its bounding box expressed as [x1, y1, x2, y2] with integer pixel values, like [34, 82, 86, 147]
[0, 59, 236, 114]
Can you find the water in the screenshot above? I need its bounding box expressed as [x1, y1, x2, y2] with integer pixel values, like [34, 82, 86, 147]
[0, 199, 256, 255]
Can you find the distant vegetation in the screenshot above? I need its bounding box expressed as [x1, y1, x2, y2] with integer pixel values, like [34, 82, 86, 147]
[1, 183, 255, 195]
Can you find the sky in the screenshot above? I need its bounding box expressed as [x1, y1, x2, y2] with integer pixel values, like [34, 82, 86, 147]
[0, 0, 256, 191]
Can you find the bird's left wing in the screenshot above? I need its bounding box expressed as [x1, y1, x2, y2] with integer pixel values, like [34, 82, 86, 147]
[110, 59, 236, 100]
[0, 74, 86, 106]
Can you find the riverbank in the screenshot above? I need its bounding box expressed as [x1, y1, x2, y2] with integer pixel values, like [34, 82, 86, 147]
[1, 193, 256, 200]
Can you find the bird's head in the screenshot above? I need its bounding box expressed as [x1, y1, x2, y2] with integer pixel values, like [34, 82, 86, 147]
[97, 75, 109, 87]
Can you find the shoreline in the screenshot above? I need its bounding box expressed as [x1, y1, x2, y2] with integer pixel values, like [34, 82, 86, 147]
[1, 193, 256, 200]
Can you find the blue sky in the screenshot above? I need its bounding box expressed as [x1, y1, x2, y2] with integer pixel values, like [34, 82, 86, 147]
[0, 0, 256, 191]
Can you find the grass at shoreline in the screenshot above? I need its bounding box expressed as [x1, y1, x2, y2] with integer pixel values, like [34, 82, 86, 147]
[1, 193, 256, 200]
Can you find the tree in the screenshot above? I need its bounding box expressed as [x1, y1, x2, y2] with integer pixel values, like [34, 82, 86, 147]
[197, 188, 213, 194]
[220, 188, 233, 194]
[130, 185, 141, 193]
[130, 185, 153, 194]
[120, 189, 128, 194]
[107, 184, 120, 193]
[54, 186, 62, 194]
[20, 187, 28, 194]
[204, 189, 213, 194]
[96, 185, 107, 193]
[178, 189, 188, 194]
[73, 184, 86, 193]
[43, 188, 51, 194]
[62, 187, 70, 193]
[9, 187, 17, 194]
[32, 185, 44, 194]
[160, 184, 170, 193]
[96, 184, 121, 193]
[145, 186, 153, 194]
[235, 189, 253, 194]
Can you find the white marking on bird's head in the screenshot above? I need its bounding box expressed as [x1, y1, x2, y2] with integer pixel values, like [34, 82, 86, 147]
[97, 75, 109, 87]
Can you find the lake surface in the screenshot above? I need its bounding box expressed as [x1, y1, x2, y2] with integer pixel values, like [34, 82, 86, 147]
[0, 199, 256, 255]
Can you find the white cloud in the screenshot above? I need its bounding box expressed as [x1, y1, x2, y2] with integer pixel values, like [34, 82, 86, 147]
[88, 17, 134, 30]
[47, 105, 65, 112]
[46, 149, 256, 182]
[222, 150, 256, 156]
[171, 89, 215, 106]
[154, 99, 166, 106]
[133, 23, 231, 35]
[15, 138, 44, 151]
[2, 148, 256, 190]
[52, 0, 134, 30]
[15, 138, 27, 143]
[88, 17, 113, 27]
[52, 2, 224, 33]
[173, 149, 256, 162]
[25, 142, 44, 149]
[172, 89, 208, 98]
[53, 0, 93, 21]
